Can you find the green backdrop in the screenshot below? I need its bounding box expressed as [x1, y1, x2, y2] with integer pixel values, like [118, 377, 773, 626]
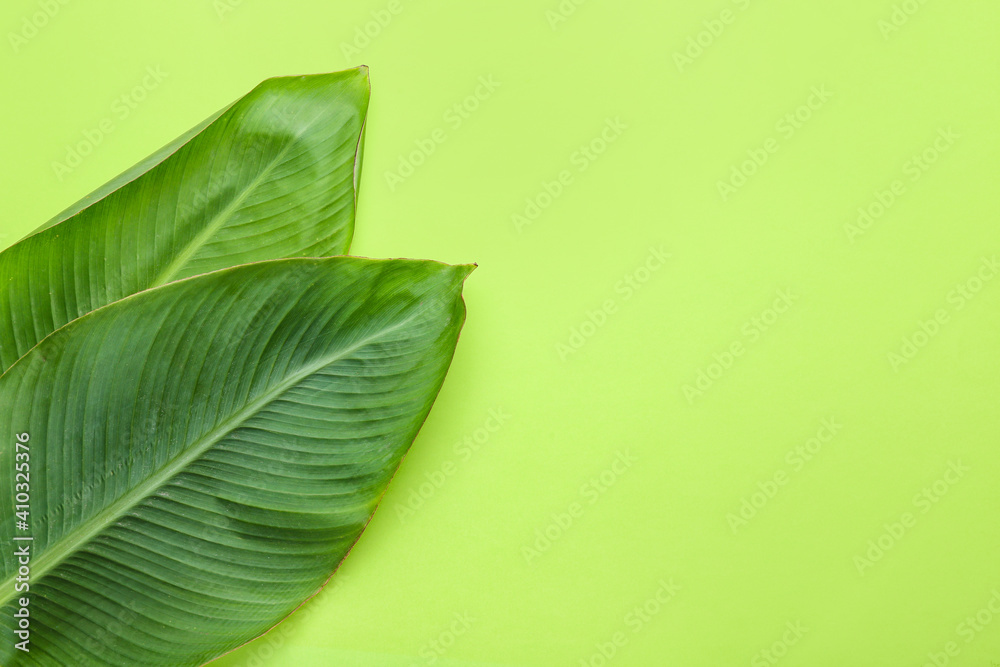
[2, 0, 999, 665]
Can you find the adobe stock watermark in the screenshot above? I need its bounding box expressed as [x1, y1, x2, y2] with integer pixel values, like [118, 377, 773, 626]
[887, 255, 998, 371]
[522, 450, 638, 564]
[81, 601, 142, 663]
[854, 460, 969, 576]
[229, 573, 353, 667]
[11, 432, 31, 653]
[412, 612, 475, 666]
[727, 418, 842, 534]
[214, 0, 245, 19]
[673, 0, 756, 73]
[717, 85, 833, 201]
[844, 127, 959, 243]
[8, 0, 71, 53]
[920, 589, 1000, 667]
[173, 103, 312, 223]
[878, 0, 931, 39]
[577, 578, 682, 667]
[394, 407, 511, 523]
[340, 0, 407, 59]
[51, 66, 169, 181]
[384, 76, 501, 192]
[682, 288, 798, 404]
[512, 117, 627, 233]
[545, 0, 590, 31]
[556, 245, 669, 360]
[750, 621, 809, 667]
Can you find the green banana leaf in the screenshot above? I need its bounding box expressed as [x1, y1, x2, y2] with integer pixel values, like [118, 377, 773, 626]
[0, 256, 473, 666]
[0, 67, 370, 376]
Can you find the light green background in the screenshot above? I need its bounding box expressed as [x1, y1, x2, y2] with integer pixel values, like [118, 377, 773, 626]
[2, 0, 1000, 665]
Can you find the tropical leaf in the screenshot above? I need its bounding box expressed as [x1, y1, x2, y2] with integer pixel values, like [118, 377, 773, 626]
[0, 256, 473, 666]
[0, 67, 370, 376]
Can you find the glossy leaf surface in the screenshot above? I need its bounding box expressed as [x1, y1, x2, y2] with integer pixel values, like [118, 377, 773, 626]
[0, 256, 472, 666]
[0, 68, 370, 375]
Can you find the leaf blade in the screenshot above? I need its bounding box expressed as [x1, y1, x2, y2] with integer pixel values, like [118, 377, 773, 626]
[0, 256, 472, 666]
[0, 67, 370, 375]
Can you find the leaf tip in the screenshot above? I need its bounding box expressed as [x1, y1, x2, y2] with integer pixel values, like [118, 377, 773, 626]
[352, 64, 371, 92]
[457, 263, 477, 280]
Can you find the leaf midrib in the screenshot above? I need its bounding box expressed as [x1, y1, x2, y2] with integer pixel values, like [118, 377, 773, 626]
[0, 310, 419, 607]
[146, 131, 302, 290]
[1, 111, 343, 378]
